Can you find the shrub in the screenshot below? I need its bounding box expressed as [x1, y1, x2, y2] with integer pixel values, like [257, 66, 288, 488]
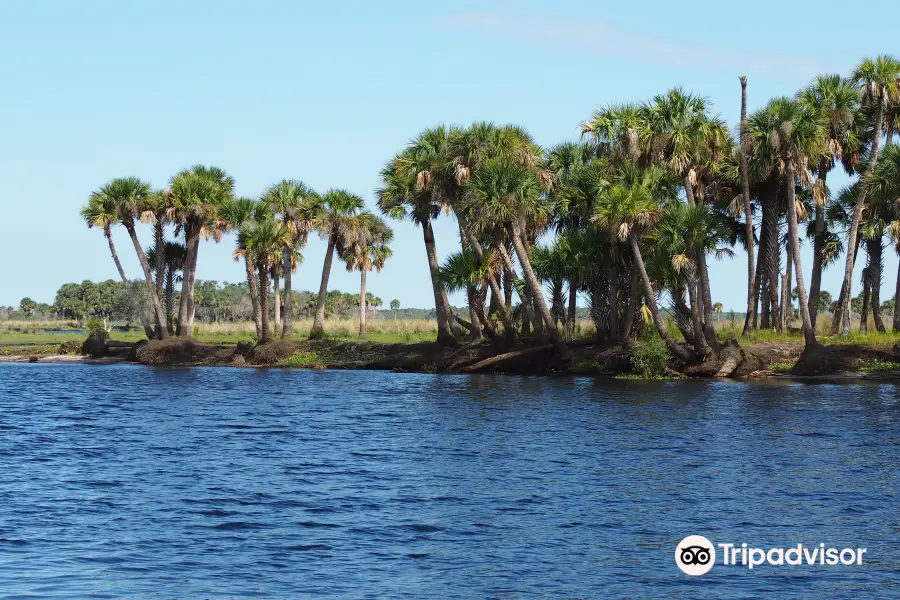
[630, 336, 672, 378]
[58, 340, 81, 355]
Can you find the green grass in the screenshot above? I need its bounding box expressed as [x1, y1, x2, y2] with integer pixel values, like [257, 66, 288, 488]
[769, 360, 795, 373]
[856, 358, 900, 373]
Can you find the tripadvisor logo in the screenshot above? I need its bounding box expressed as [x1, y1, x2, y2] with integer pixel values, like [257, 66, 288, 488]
[675, 535, 868, 575]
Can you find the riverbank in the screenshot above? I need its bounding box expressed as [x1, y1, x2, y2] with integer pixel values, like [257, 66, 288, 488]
[5, 331, 900, 380]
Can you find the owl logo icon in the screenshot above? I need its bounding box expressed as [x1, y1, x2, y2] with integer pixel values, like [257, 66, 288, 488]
[675, 535, 716, 575]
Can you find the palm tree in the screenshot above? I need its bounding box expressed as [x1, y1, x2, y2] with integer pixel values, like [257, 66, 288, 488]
[309, 189, 365, 339]
[81, 191, 155, 338]
[390, 299, 400, 320]
[235, 217, 291, 343]
[834, 55, 900, 335]
[263, 179, 321, 338]
[220, 197, 265, 339]
[798, 75, 861, 328]
[377, 150, 460, 344]
[92, 177, 169, 339]
[170, 165, 234, 336]
[339, 213, 394, 337]
[866, 145, 900, 329]
[147, 240, 187, 330]
[439, 249, 500, 340]
[592, 165, 695, 363]
[461, 158, 570, 358]
[758, 98, 824, 347]
[738, 76, 756, 335]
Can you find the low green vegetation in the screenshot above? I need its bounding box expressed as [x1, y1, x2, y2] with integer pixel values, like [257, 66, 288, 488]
[856, 359, 900, 372]
[629, 336, 673, 379]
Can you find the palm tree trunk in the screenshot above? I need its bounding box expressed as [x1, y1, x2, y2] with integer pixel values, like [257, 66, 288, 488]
[620, 267, 639, 343]
[273, 271, 281, 334]
[495, 243, 539, 339]
[739, 76, 757, 337]
[421, 218, 458, 344]
[258, 263, 271, 343]
[629, 235, 694, 364]
[504, 270, 513, 310]
[608, 260, 619, 339]
[507, 223, 569, 358]
[310, 236, 336, 339]
[105, 227, 154, 338]
[282, 246, 293, 338]
[808, 164, 829, 329]
[566, 279, 577, 342]
[835, 95, 886, 335]
[124, 222, 169, 340]
[785, 160, 816, 347]
[153, 221, 167, 335]
[696, 250, 717, 348]
[781, 241, 792, 333]
[687, 272, 707, 354]
[893, 255, 900, 331]
[870, 240, 886, 332]
[165, 269, 176, 329]
[458, 221, 518, 344]
[466, 284, 484, 341]
[860, 267, 870, 333]
[178, 225, 200, 337]
[358, 269, 367, 337]
[245, 257, 262, 340]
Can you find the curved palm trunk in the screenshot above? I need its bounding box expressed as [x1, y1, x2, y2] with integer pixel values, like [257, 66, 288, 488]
[258, 263, 272, 343]
[835, 95, 886, 335]
[309, 235, 336, 339]
[507, 223, 569, 358]
[178, 225, 200, 337]
[629, 235, 694, 364]
[245, 257, 262, 340]
[466, 284, 484, 341]
[358, 269, 367, 337]
[124, 222, 169, 340]
[458, 220, 518, 344]
[273, 272, 281, 334]
[784, 160, 816, 347]
[739, 76, 757, 336]
[282, 246, 293, 338]
[105, 227, 154, 338]
[421, 218, 458, 344]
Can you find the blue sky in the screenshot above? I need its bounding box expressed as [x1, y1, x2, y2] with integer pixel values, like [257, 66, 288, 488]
[1, 0, 897, 311]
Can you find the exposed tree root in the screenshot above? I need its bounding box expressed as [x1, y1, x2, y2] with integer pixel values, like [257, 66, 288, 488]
[458, 344, 554, 373]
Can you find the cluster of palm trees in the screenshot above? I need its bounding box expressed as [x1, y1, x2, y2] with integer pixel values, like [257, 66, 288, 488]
[82, 169, 392, 342]
[377, 54, 900, 364]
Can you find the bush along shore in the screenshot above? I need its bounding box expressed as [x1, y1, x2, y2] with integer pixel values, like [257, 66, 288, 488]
[6, 327, 900, 381]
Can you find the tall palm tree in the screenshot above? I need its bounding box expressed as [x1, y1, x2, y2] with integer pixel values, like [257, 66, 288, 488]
[81, 191, 155, 338]
[170, 165, 234, 336]
[263, 179, 321, 338]
[220, 197, 265, 339]
[798, 75, 861, 328]
[309, 189, 365, 339]
[339, 213, 394, 337]
[759, 98, 824, 347]
[592, 165, 695, 363]
[460, 158, 570, 358]
[834, 55, 900, 335]
[377, 151, 460, 344]
[92, 177, 169, 339]
[738, 76, 756, 335]
[235, 217, 291, 343]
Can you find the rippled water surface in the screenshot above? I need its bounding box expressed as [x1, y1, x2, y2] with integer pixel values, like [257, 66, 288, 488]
[1, 364, 899, 598]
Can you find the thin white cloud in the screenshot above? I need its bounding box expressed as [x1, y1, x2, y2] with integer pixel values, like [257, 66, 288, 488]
[442, 12, 841, 79]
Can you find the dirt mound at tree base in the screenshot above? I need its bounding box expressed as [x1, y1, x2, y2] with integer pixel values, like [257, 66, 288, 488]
[136, 338, 232, 365]
[246, 340, 302, 365]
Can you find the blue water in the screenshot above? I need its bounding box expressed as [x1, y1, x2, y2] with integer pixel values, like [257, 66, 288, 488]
[0, 364, 898, 599]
